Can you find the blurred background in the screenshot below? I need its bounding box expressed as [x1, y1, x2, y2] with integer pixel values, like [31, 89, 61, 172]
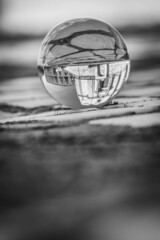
[0, 1, 160, 240]
[0, 0, 160, 80]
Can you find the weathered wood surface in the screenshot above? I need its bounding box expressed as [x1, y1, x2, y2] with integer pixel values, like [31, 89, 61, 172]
[0, 34, 160, 240]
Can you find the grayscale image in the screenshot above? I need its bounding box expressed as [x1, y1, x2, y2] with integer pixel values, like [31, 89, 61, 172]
[0, 1, 160, 240]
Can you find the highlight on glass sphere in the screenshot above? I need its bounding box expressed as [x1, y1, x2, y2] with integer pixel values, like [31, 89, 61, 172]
[38, 18, 130, 109]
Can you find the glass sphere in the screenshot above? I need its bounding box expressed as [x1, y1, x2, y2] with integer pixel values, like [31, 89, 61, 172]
[38, 18, 130, 109]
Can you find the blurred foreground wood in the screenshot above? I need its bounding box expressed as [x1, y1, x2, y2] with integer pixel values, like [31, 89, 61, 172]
[0, 69, 160, 240]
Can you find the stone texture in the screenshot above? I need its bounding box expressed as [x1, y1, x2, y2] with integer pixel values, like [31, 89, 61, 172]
[90, 112, 160, 127]
[0, 39, 160, 240]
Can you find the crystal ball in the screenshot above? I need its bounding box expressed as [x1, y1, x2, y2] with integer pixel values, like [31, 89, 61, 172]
[38, 18, 130, 109]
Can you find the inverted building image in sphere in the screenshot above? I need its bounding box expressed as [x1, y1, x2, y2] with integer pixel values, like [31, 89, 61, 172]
[38, 18, 130, 109]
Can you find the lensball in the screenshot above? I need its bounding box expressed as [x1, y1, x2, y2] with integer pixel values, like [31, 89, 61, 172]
[38, 18, 130, 109]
